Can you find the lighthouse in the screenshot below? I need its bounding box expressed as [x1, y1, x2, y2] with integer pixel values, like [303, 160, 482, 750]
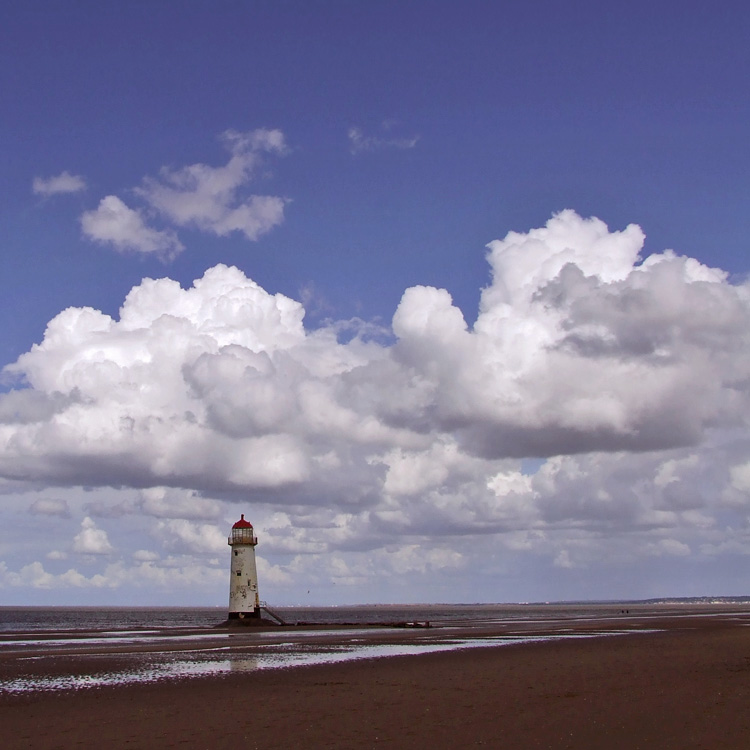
[228, 514, 260, 619]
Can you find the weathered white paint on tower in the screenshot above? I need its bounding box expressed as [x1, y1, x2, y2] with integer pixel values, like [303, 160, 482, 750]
[228, 514, 260, 618]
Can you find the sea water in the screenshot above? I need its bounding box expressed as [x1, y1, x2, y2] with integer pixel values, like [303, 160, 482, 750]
[0, 606, 223, 632]
[3, 600, 748, 632]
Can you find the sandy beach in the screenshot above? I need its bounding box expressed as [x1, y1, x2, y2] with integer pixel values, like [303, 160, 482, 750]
[1, 610, 750, 749]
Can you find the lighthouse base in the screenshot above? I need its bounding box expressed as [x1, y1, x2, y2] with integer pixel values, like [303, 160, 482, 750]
[228, 610, 261, 620]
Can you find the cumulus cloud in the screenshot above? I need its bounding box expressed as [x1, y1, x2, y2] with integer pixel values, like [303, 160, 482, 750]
[553, 550, 574, 568]
[153, 520, 227, 555]
[81, 195, 184, 260]
[348, 123, 419, 154]
[82, 487, 223, 521]
[32, 171, 86, 196]
[136, 128, 288, 240]
[139, 487, 222, 520]
[2, 211, 750, 585]
[133, 549, 159, 562]
[0, 560, 107, 589]
[389, 211, 748, 459]
[0, 557, 224, 592]
[72, 517, 114, 555]
[0, 388, 71, 425]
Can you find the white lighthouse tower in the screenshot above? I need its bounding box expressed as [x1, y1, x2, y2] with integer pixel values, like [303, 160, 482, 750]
[228, 514, 260, 619]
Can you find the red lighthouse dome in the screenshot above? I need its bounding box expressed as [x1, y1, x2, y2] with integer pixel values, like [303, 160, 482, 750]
[232, 514, 253, 529]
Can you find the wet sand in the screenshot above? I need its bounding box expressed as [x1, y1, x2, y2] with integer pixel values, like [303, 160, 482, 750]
[2, 613, 750, 749]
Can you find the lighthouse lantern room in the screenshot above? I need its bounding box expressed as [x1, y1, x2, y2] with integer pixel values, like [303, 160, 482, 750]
[228, 514, 260, 619]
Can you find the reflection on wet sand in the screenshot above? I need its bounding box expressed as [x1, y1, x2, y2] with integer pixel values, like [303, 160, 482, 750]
[2, 629, 641, 693]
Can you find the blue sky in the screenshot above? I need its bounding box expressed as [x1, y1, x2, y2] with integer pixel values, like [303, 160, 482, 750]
[1, 1, 750, 606]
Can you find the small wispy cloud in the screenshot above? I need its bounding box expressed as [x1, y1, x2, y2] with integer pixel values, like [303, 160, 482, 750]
[80, 195, 184, 261]
[348, 123, 420, 155]
[75, 129, 289, 262]
[29, 498, 71, 518]
[32, 171, 86, 196]
[136, 128, 289, 241]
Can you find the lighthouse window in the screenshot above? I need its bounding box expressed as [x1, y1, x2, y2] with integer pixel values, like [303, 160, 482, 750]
[236, 571, 242, 576]
[234, 550, 238, 556]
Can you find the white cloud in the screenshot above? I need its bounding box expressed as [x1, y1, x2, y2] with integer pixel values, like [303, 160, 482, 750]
[650, 539, 691, 557]
[0, 557, 225, 593]
[553, 550, 574, 568]
[348, 125, 420, 154]
[72, 130, 288, 262]
[154, 519, 227, 555]
[389, 210, 747, 459]
[132, 549, 160, 562]
[2, 211, 750, 600]
[72, 517, 114, 555]
[139, 487, 222, 520]
[81, 195, 184, 260]
[32, 171, 86, 196]
[0, 560, 110, 589]
[28, 497, 71, 518]
[729, 461, 750, 493]
[136, 128, 288, 240]
[0, 387, 71, 425]
[256, 556, 293, 586]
